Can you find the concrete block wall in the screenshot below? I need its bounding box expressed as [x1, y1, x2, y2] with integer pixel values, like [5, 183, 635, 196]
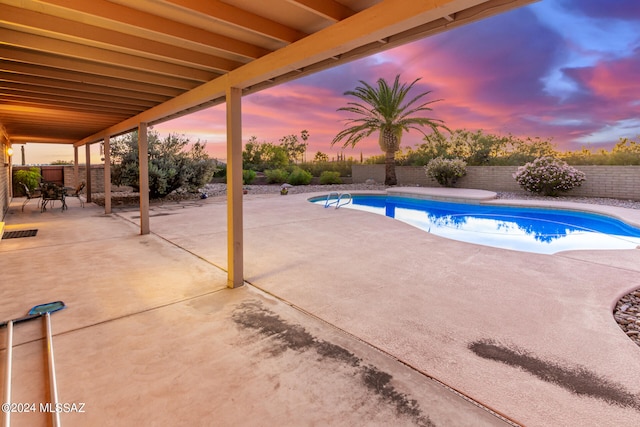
[353, 165, 640, 200]
[63, 165, 105, 193]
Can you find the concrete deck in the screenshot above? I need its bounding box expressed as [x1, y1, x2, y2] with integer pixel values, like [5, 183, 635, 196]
[1, 188, 640, 426]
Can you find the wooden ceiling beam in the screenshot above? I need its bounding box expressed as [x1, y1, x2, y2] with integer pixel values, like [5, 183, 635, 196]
[0, 29, 224, 79]
[0, 3, 245, 73]
[1, 73, 170, 103]
[165, 0, 307, 43]
[0, 47, 206, 90]
[0, 61, 185, 97]
[0, 83, 159, 109]
[285, 0, 355, 22]
[20, 0, 270, 60]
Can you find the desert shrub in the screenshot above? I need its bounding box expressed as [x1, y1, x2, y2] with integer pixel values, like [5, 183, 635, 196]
[513, 156, 586, 196]
[319, 171, 342, 185]
[265, 168, 289, 184]
[110, 131, 218, 198]
[424, 157, 467, 187]
[242, 169, 256, 184]
[287, 167, 312, 185]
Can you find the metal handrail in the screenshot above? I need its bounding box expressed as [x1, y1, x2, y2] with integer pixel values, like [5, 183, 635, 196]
[324, 191, 340, 208]
[324, 192, 352, 209]
[336, 192, 352, 209]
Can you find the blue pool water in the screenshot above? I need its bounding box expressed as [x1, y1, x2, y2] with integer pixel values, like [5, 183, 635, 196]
[311, 194, 640, 254]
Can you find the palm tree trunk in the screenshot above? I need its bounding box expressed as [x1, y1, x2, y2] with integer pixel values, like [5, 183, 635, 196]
[384, 149, 397, 186]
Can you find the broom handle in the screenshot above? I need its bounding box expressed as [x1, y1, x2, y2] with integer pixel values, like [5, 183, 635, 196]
[2, 321, 13, 427]
[45, 313, 61, 427]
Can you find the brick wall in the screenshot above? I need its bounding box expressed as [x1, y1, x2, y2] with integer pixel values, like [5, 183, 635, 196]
[62, 165, 105, 192]
[353, 165, 640, 200]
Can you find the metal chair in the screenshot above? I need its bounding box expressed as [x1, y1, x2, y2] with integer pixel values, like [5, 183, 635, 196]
[20, 183, 42, 212]
[66, 181, 85, 208]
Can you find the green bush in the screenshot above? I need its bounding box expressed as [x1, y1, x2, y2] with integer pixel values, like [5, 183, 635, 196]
[265, 168, 289, 184]
[319, 171, 342, 185]
[242, 169, 256, 184]
[513, 157, 586, 196]
[14, 167, 41, 191]
[287, 167, 312, 185]
[424, 157, 467, 187]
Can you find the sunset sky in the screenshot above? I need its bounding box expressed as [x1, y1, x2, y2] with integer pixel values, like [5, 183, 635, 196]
[17, 0, 640, 164]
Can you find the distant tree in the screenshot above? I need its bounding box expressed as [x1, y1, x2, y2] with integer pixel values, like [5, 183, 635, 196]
[280, 130, 309, 163]
[110, 130, 218, 198]
[242, 136, 289, 171]
[51, 160, 73, 165]
[332, 75, 448, 185]
[313, 151, 329, 163]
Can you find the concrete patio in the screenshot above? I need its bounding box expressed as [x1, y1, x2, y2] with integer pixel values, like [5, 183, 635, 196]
[1, 189, 640, 426]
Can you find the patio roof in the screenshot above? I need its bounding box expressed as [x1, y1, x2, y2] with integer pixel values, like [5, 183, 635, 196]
[0, 0, 536, 146]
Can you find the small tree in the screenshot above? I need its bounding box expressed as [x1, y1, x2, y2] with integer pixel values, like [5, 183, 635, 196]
[513, 157, 585, 196]
[280, 130, 309, 163]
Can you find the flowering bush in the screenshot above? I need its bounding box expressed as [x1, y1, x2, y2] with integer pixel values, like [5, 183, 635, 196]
[513, 157, 585, 196]
[424, 157, 467, 187]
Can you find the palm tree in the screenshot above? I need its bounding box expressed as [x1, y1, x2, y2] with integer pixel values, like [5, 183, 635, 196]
[332, 75, 447, 185]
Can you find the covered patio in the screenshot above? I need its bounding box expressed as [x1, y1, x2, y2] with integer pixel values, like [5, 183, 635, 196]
[1, 0, 538, 286]
[1, 191, 640, 425]
[3, 1, 640, 425]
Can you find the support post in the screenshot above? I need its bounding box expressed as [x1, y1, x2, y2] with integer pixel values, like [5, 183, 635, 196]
[138, 123, 150, 235]
[73, 147, 79, 188]
[103, 136, 111, 214]
[226, 86, 243, 288]
[85, 144, 92, 203]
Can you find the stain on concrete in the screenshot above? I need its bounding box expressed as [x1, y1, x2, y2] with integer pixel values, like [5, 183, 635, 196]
[469, 339, 640, 411]
[232, 300, 435, 426]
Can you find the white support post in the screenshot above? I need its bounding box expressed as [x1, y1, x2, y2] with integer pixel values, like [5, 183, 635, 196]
[226, 86, 243, 288]
[85, 144, 91, 203]
[103, 136, 111, 214]
[73, 146, 79, 188]
[138, 123, 150, 235]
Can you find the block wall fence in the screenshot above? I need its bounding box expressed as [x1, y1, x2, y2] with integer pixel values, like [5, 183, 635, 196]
[352, 165, 640, 201]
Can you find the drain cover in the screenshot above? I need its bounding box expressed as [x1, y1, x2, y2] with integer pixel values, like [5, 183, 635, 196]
[2, 229, 38, 239]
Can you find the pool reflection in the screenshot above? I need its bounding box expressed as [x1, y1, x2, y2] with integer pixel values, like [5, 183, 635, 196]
[315, 195, 640, 254]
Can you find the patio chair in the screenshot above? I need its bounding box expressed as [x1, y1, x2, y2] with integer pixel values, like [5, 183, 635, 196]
[66, 181, 85, 207]
[20, 183, 42, 212]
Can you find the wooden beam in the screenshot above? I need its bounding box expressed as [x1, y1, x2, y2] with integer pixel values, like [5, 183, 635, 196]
[138, 123, 150, 235]
[0, 47, 205, 90]
[103, 136, 111, 215]
[0, 29, 223, 79]
[0, 3, 244, 72]
[37, 0, 270, 60]
[226, 85, 243, 289]
[85, 143, 92, 203]
[166, 0, 306, 43]
[286, 0, 355, 22]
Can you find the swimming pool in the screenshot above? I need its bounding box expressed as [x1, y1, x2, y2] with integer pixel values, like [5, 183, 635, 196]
[311, 194, 640, 254]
